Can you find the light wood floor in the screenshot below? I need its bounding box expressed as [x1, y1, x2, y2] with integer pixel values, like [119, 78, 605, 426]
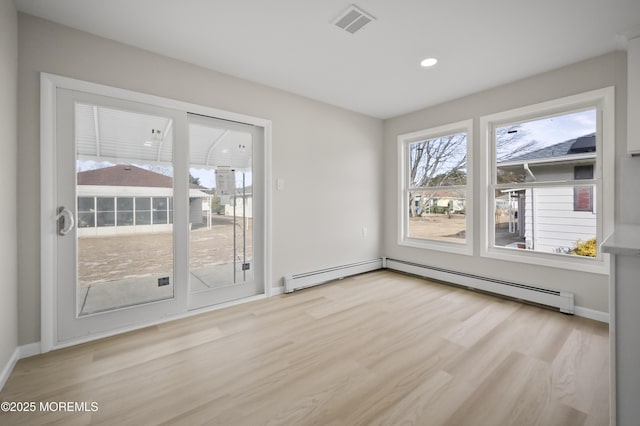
[0, 270, 609, 425]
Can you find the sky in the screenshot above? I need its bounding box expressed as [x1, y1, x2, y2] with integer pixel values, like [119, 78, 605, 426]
[190, 167, 252, 189]
[497, 108, 596, 157]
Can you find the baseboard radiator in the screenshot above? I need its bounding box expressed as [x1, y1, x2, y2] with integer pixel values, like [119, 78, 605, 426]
[283, 259, 384, 293]
[385, 258, 575, 314]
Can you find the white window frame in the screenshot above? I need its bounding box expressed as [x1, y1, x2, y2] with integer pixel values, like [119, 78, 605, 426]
[397, 119, 473, 255]
[480, 87, 614, 274]
[40, 73, 273, 351]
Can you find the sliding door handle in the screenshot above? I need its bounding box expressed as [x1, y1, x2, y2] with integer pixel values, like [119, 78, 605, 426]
[56, 207, 75, 236]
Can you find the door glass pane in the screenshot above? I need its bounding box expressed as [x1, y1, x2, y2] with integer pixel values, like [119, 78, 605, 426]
[188, 120, 253, 292]
[75, 102, 174, 316]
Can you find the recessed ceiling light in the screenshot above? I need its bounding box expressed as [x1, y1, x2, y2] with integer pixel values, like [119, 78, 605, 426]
[420, 57, 438, 68]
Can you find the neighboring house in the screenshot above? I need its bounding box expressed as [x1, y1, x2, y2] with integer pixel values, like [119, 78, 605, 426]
[497, 133, 596, 253]
[223, 186, 253, 219]
[77, 164, 209, 236]
[413, 189, 465, 215]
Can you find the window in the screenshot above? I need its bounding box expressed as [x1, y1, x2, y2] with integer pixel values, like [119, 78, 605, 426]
[117, 197, 134, 226]
[135, 197, 151, 225]
[480, 88, 614, 273]
[152, 197, 168, 224]
[77, 197, 95, 228]
[96, 197, 115, 227]
[573, 165, 594, 212]
[398, 119, 473, 254]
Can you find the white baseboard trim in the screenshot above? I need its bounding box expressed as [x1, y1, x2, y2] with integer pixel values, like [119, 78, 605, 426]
[574, 306, 609, 323]
[0, 347, 19, 391]
[0, 342, 43, 391]
[19, 342, 42, 359]
[271, 286, 285, 296]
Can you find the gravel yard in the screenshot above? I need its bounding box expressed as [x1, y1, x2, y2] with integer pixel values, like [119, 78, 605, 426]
[78, 216, 252, 286]
[408, 214, 466, 242]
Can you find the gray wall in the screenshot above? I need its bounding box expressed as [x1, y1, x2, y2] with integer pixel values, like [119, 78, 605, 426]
[383, 51, 627, 313]
[16, 11, 634, 347]
[0, 0, 19, 373]
[17, 14, 383, 345]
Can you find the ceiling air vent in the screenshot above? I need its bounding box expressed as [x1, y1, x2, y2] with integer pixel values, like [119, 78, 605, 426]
[333, 4, 375, 34]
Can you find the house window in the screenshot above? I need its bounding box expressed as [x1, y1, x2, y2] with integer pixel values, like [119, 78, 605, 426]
[135, 197, 151, 225]
[77, 197, 95, 228]
[480, 87, 614, 274]
[574, 165, 594, 212]
[152, 197, 169, 224]
[398, 119, 473, 255]
[96, 197, 115, 227]
[117, 197, 134, 226]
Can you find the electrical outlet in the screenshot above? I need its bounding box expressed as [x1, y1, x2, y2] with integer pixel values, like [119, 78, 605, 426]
[362, 227, 367, 237]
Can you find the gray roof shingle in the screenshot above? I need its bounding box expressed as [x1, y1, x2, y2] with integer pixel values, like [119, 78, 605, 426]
[500, 133, 595, 163]
[77, 165, 205, 189]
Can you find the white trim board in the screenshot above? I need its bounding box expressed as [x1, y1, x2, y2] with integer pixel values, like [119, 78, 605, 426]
[0, 342, 42, 392]
[573, 306, 609, 323]
[271, 286, 285, 296]
[48, 293, 269, 352]
[18, 342, 42, 359]
[0, 347, 19, 392]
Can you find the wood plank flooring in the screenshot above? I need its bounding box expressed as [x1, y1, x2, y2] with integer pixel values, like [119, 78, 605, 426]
[0, 270, 609, 425]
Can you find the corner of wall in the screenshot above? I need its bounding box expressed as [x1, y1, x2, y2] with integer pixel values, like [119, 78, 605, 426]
[0, 0, 20, 390]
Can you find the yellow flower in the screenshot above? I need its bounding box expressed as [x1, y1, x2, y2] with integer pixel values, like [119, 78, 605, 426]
[574, 238, 597, 257]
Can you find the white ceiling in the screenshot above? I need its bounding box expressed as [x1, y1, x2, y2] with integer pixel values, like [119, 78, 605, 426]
[14, 0, 640, 119]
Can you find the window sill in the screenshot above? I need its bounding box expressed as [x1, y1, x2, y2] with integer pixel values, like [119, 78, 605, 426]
[399, 238, 473, 256]
[481, 246, 609, 275]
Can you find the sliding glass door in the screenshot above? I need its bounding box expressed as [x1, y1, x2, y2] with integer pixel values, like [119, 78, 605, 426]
[187, 114, 264, 310]
[52, 87, 265, 344]
[56, 89, 187, 342]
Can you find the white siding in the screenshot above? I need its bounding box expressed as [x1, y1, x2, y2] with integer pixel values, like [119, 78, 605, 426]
[525, 187, 596, 253]
[224, 196, 253, 218]
[190, 198, 204, 224]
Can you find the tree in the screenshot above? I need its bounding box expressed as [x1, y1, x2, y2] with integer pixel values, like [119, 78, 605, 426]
[408, 133, 467, 217]
[407, 125, 541, 217]
[495, 125, 539, 161]
[495, 125, 541, 184]
[189, 174, 201, 186]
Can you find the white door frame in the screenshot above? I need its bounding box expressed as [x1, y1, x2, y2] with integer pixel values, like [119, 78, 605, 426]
[186, 113, 265, 311]
[40, 72, 273, 352]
